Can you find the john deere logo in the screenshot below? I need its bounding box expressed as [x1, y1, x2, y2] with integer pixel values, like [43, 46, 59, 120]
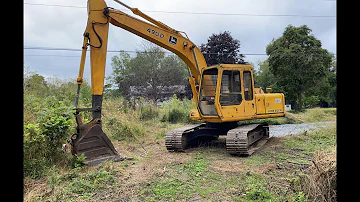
[169, 36, 177, 45]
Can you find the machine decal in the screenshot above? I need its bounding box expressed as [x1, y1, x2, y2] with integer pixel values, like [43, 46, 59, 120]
[169, 36, 177, 45]
[274, 98, 281, 103]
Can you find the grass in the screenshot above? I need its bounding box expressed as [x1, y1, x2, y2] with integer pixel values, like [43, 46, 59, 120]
[139, 153, 224, 201]
[49, 163, 118, 201]
[138, 121, 336, 201]
[237, 107, 336, 126]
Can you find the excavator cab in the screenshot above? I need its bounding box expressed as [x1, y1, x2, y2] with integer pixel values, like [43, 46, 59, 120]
[194, 64, 258, 122]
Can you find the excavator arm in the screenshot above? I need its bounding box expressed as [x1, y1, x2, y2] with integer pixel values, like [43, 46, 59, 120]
[76, 0, 207, 105]
[70, 0, 208, 165]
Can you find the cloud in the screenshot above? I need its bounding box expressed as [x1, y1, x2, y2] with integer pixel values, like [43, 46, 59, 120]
[24, 0, 336, 79]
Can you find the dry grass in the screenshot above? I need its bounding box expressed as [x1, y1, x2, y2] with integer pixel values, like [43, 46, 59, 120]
[300, 148, 336, 202]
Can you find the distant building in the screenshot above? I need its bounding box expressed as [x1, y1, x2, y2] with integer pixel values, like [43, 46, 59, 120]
[129, 84, 191, 101]
[285, 104, 292, 111]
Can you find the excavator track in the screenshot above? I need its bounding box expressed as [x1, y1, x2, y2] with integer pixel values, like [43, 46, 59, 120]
[226, 123, 269, 156]
[165, 123, 269, 156]
[165, 124, 203, 151]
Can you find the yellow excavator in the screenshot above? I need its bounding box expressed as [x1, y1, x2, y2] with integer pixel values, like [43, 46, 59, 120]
[68, 0, 286, 165]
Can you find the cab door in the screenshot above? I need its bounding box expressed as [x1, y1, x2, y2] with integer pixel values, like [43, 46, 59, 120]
[242, 70, 256, 117]
[218, 69, 245, 119]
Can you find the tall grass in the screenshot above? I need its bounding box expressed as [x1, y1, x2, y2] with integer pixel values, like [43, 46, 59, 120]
[160, 95, 199, 124]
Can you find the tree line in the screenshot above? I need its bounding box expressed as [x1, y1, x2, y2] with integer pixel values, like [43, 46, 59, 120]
[107, 24, 336, 111]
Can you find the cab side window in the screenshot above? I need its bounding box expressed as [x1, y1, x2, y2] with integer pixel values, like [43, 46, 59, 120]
[243, 71, 253, 100]
[220, 70, 242, 106]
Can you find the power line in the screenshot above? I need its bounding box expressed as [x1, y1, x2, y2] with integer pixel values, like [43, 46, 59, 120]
[23, 2, 336, 18]
[23, 46, 265, 55]
[23, 46, 336, 56]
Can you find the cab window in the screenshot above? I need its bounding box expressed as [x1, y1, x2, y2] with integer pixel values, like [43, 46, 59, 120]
[243, 71, 253, 100]
[220, 70, 242, 106]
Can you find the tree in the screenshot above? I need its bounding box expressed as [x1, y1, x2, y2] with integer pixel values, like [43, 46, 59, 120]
[254, 60, 279, 91]
[304, 56, 336, 107]
[108, 50, 135, 98]
[109, 41, 188, 101]
[266, 25, 333, 111]
[24, 71, 49, 98]
[199, 31, 245, 66]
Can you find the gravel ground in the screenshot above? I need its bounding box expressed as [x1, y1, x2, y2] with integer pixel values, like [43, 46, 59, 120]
[269, 121, 336, 137]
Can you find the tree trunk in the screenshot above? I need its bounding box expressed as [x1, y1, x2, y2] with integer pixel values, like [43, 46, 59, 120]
[297, 92, 303, 111]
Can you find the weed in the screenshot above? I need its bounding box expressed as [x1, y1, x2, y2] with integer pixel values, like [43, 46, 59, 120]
[160, 95, 199, 124]
[70, 154, 87, 168]
[294, 192, 307, 202]
[105, 117, 145, 141]
[138, 101, 160, 121]
[243, 155, 271, 165]
[246, 188, 272, 201]
[49, 168, 116, 201]
[150, 179, 192, 201]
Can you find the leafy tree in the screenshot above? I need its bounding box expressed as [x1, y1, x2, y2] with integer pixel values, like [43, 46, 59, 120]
[199, 31, 245, 66]
[304, 56, 336, 107]
[107, 51, 133, 98]
[254, 60, 279, 91]
[24, 72, 49, 97]
[266, 25, 333, 111]
[109, 41, 188, 101]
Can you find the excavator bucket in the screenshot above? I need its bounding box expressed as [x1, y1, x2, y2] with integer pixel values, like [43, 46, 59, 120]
[69, 114, 124, 166]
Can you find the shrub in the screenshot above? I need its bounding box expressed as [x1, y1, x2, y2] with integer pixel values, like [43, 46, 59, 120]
[23, 96, 75, 178]
[160, 95, 198, 124]
[303, 95, 320, 108]
[138, 103, 160, 121]
[105, 117, 145, 141]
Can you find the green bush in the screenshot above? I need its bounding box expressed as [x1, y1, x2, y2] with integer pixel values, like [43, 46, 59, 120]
[139, 103, 160, 121]
[23, 123, 49, 179]
[303, 95, 320, 108]
[23, 96, 74, 179]
[160, 95, 198, 124]
[105, 117, 145, 141]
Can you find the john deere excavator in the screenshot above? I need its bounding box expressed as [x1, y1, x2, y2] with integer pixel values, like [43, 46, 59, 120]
[68, 0, 286, 165]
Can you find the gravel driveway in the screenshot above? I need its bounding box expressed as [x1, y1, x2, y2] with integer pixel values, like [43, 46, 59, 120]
[269, 121, 336, 137]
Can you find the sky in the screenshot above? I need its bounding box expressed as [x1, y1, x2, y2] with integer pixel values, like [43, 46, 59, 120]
[24, 0, 336, 83]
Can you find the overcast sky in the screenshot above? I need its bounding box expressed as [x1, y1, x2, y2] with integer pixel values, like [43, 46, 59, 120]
[24, 0, 336, 83]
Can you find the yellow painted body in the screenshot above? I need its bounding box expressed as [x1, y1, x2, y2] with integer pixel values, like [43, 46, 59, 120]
[79, 0, 285, 124]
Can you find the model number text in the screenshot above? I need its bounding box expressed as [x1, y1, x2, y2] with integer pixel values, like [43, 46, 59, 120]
[147, 28, 164, 38]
